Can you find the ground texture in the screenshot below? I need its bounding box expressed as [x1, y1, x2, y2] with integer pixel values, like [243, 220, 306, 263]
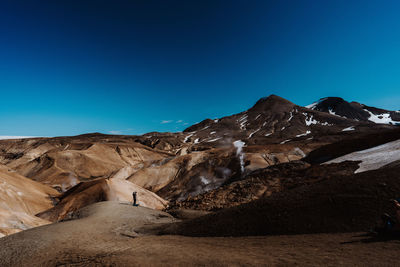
[1, 202, 399, 267]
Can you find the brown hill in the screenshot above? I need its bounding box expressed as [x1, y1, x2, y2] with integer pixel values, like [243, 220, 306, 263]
[0, 134, 172, 191]
[0, 133, 314, 204]
[0, 163, 58, 236]
[161, 162, 400, 237]
[38, 178, 167, 222]
[167, 160, 359, 211]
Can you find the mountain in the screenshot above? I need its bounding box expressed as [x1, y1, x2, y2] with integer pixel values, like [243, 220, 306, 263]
[177, 95, 394, 149]
[0, 95, 397, 206]
[1, 94, 400, 265]
[305, 97, 400, 125]
[0, 95, 398, 230]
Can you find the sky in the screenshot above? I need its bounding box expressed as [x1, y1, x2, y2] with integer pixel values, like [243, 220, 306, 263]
[1, 0, 400, 137]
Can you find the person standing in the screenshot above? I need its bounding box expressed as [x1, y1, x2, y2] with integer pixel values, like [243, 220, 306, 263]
[393, 198, 400, 230]
[132, 192, 138, 206]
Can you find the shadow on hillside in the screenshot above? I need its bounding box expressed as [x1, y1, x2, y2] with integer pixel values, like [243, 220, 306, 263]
[341, 232, 400, 244]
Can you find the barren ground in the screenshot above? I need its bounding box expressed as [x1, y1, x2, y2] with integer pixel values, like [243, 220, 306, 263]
[1, 202, 399, 266]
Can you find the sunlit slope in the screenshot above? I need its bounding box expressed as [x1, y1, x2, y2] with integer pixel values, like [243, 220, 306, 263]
[0, 164, 58, 236]
[38, 178, 168, 222]
[0, 135, 171, 191]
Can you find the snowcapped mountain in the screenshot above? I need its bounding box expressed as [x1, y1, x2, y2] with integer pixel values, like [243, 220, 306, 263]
[177, 95, 395, 147]
[305, 97, 400, 125]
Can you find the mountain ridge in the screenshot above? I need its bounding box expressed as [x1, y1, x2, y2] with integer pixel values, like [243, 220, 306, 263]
[305, 96, 400, 125]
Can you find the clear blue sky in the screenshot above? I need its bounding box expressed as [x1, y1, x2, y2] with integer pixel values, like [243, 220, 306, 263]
[1, 0, 400, 136]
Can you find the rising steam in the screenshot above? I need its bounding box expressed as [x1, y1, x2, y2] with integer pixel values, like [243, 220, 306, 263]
[233, 140, 245, 173]
[61, 173, 78, 192]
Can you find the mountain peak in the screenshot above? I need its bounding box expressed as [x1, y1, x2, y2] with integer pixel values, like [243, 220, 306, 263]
[306, 97, 400, 125]
[258, 94, 293, 103]
[250, 95, 294, 111]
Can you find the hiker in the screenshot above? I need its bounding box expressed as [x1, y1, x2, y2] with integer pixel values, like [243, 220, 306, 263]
[378, 199, 400, 233]
[132, 191, 138, 206]
[393, 199, 400, 230]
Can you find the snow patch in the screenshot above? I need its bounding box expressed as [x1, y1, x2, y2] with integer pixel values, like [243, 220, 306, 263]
[304, 113, 332, 126]
[207, 137, 222, 142]
[238, 114, 248, 130]
[296, 131, 311, 137]
[288, 110, 294, 122]
[305, 102, 318, 110]
[280, 139, 291, 144]
[364, 109, 398, 124]
[305, 98, 327, 110]
[328, 109, 347, 119]
[183, 134, 193, 143]
[328, 109, 336, 115]
[265, 133, 272, 137]
[325, 139, 400, 173]
[305, 115, 318, 126]
[342, 126, 355, 132]
[194, 138, 200, 144]
[238, 114, 248, 122]
[248, 129, 260, 138]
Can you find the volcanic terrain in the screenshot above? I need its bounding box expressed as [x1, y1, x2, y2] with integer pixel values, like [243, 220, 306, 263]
[0, 95, 399, 266]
